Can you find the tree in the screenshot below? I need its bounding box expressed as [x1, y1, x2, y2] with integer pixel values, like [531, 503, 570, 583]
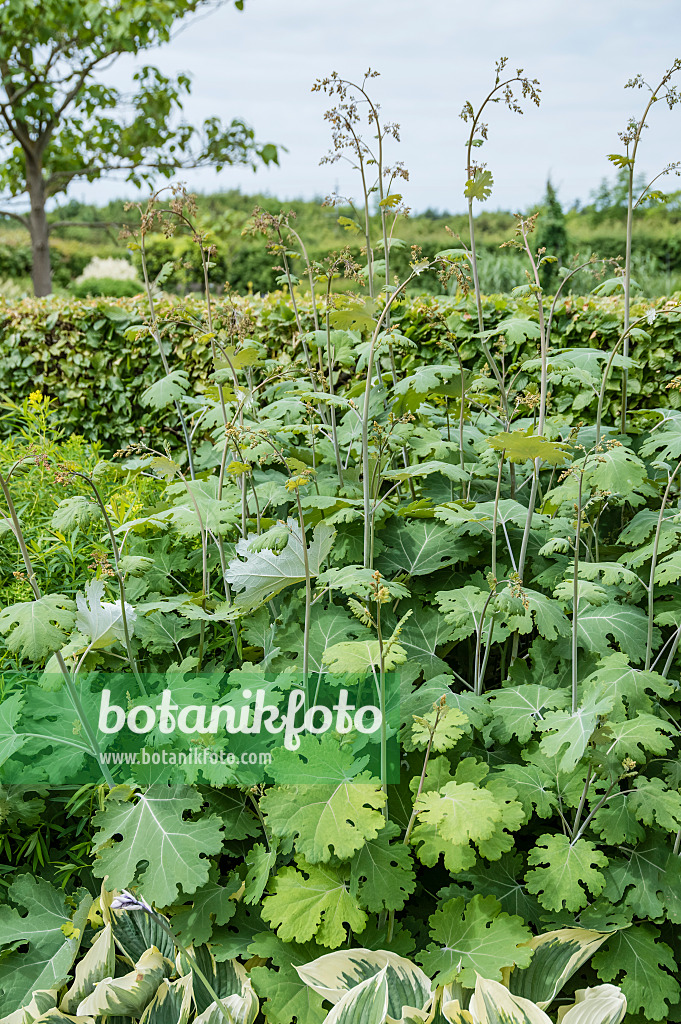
[536, 179, 568, 292]
[0, 0, 277, 295]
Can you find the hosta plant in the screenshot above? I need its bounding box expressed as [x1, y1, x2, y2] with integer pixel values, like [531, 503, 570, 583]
[0, 887, 624, 1024]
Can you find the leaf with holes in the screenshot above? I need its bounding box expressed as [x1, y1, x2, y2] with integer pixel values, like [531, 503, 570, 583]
[526, 834, 608, 911]
[417, 894, 533, 987]
[0, 595, 76, 663]
[91, 784, 224, 906]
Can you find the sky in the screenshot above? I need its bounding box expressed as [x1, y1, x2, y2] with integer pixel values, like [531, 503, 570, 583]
[82, 0, 681, 214]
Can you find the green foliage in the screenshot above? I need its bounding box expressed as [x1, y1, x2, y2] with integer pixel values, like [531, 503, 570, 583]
[2, 290, 681, 449]
[1, 65, 681, 1024]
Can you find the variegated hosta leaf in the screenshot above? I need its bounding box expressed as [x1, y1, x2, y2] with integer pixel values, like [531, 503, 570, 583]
[509, 928, 611, 1009]
[31, 1012, 93, 1023]
[194, 1005, 234, 1024]
[76, 947, 166, 1016]
[60, 924, 116, 1013]
[404, 985, 471, 1024]
[139, 974, 193, 1024]
[187, 949, 258, 1024]
[559, 985, 626, 1024]
[468, 975, 552, 1024]
[296, 948, 431, 1020]
[0, 990, 58, 1024]
[193, 981, 258, 1024]
[441, 1000, 474, 1024]
[324, 967, 389, 1024]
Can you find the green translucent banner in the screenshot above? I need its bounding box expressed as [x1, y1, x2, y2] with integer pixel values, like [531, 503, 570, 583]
[0, 668, 401, 786]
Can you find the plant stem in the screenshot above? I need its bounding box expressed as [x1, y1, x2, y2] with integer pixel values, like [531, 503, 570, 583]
[75, 473, 146, 696]
[571, 462, 587, 713]
[645, 460, 681, 669]
[361, 272, 418, 568]
[295, 490, 312, 685]
[139, 233, 195, 479]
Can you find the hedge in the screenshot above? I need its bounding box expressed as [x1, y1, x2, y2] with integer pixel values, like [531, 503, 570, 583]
[0, 237, 124, 288]
[1, 290, 679, 451]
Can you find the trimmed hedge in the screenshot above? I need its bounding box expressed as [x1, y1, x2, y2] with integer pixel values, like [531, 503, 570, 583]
[0, 237, 124, 288]
[1, 290, 679, 451]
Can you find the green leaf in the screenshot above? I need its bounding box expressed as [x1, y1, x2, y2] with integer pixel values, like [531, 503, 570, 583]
[262, 860, 367, 947]
[244, 842, 279, 906]
[166, 478, 238, 538]
[654, 550, 681, 584]
[172, 867, 240, 945]
[252, 960, 326, 1024]
[316, 566, 410, 601]
[538, 689, 614, 772]
[581, 653, 672, 717]
[303, 607, 368, 674]
[592, 925, 679, 1019]
[376, 519, 472, 576]
[261, 776, 386, 863]
[384, 604, 454, 680]
[525, 834, 608, 911]
[411, 775, 514, 872]
[476, 779, 526, 861]
[0, 693, 27, 766]
[585, 445, 650, 501]
[627, 776, 681, 832]
[417, 894, 533, 987]
[464, 169, 494, 201]
[487, 685, 568, 744]
[92, 784, 224, 906]
[436, 585, 490, 643]
[51, 495, 98, 531]
[226, 520, 335, 612]
[0, 875, 90, 1014]
[607, 153, 634, 168]
[592, 796, 646, 846]
[382, 460, 468, 484]
[322, 636, 407, 674]
[575, 603, 653, 663]
[409, 706, 470, 753]
[75, 577, 136, 649]
[415, 780, 501, 845]
[140, 370, 190, 410]
[601, 713, 673, 762]
[249, 933, 327, 1024]
[488, 431, 571, 466]
[0, 595, 76, 662]
[349, 821, 416, 912]
[328, 297, 377, 333]
[493, 763, 557, 819]
[486, 317, 542, 344]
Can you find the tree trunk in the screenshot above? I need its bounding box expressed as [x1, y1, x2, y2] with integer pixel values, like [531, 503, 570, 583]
[25, 153, 51, 296]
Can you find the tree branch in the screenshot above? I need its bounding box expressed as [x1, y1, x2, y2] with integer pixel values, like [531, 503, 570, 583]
[0, 208, 29, 228]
